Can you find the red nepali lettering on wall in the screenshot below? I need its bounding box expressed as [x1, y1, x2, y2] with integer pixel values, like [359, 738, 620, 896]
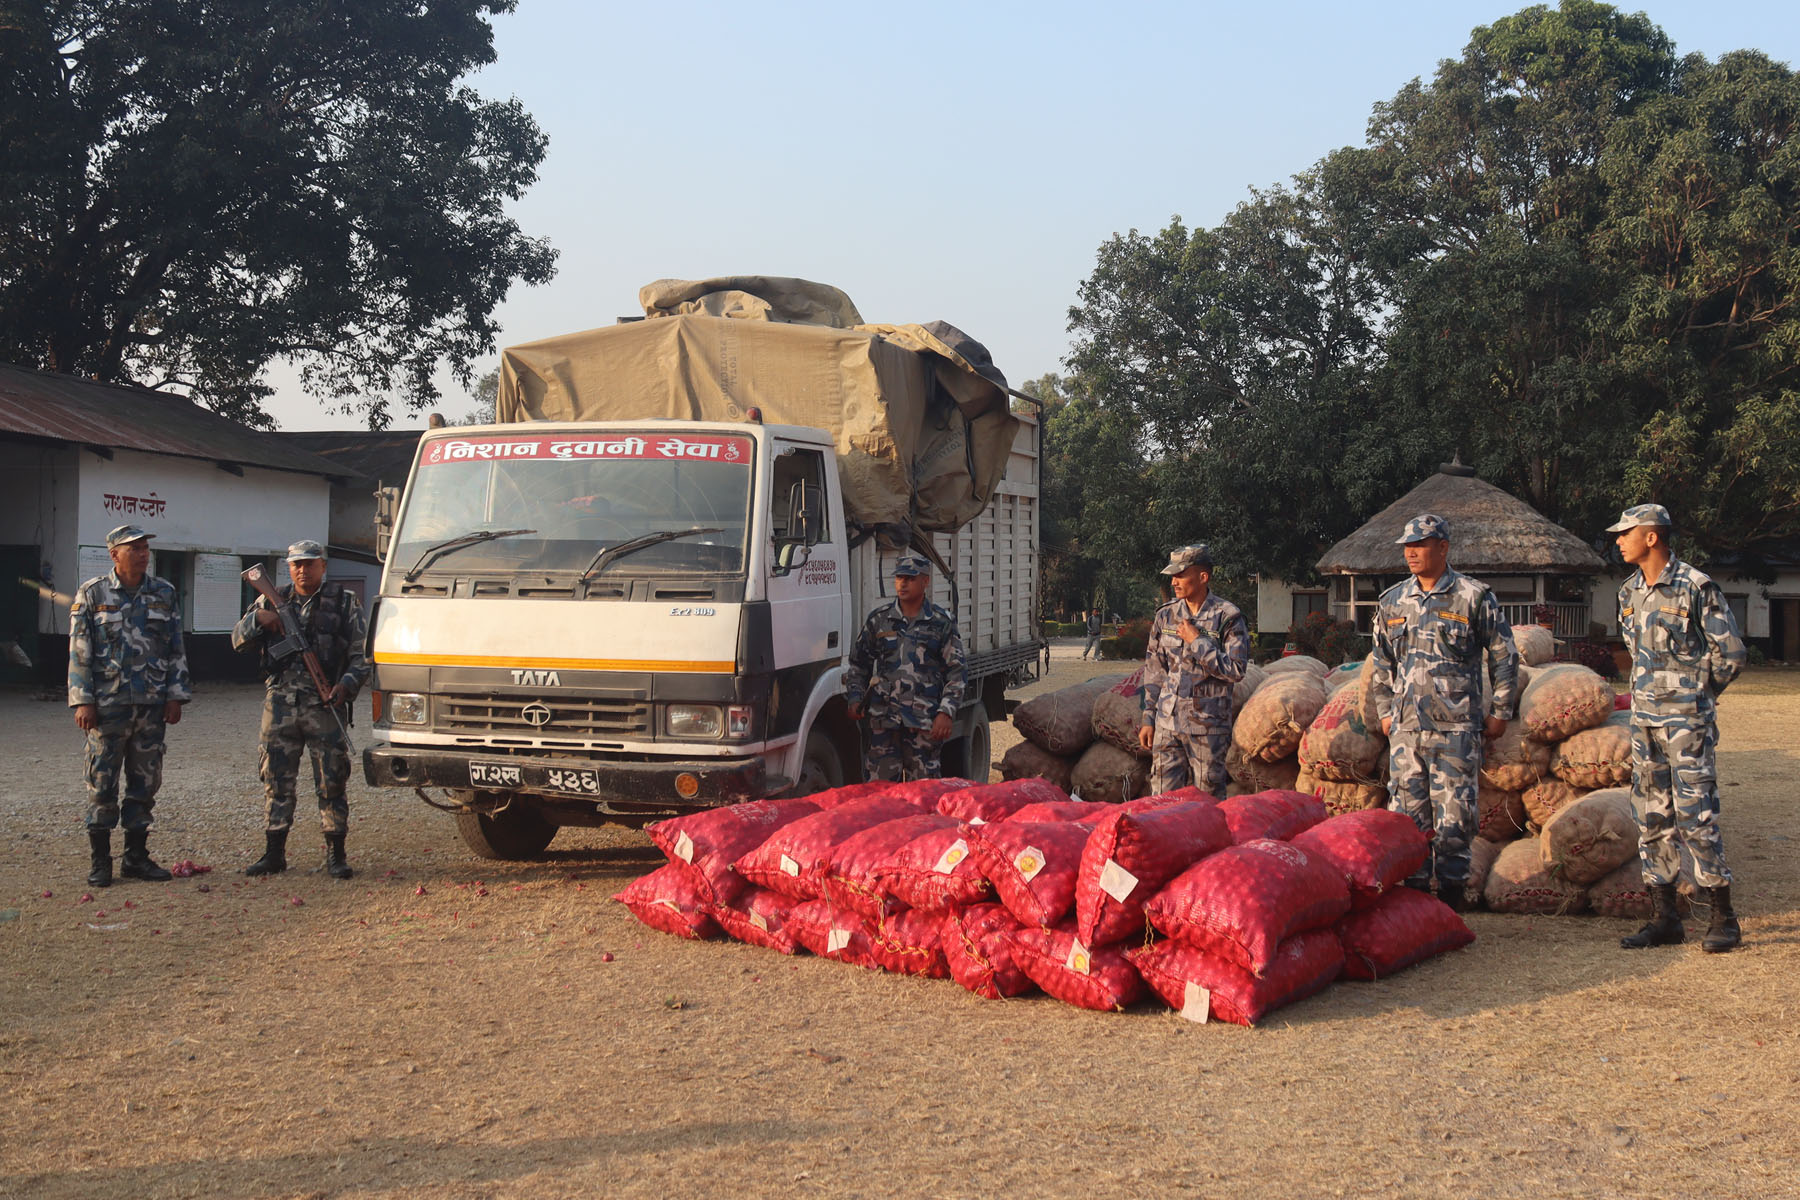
[100, 492, 168, 518]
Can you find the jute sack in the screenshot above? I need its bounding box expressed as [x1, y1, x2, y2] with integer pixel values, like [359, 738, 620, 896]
[1481, 718, 1553, 791]
[1539, 786, 1638, 886]
[998, 740, 1077, 793]
[1551, 710, 1633, 788]
[1477, 783, 1529, 842]
[1519, 663, 1614, 743]
[1264, 654, 1328, 680]
[1482, 837, 1588, 915]
[1225, 742, 1301, 793]
[1324, 661, 1362, 694]
[1070, 740, 1150, 806]
[1523, 778, 1589, 829]
[1587, 859, 1693, 920]
[1232, 662, 1267, 719]
[1314, 777, 1389, 816]
[1467, 836, 1505, 898]
[1014, 674, 1124, 755]
[1233, 672, 1327, 763]
[1514, 625, 1556, 667]
[1090, 669, 1150, 756]
[1298, 673, 1386, 783]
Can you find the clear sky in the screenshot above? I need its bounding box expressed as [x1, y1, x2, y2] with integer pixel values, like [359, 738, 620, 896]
[266, 0, 1800, 429]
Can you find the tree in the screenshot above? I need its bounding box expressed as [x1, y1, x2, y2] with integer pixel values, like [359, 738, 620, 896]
[451, 366, 499, 425]
[0, 0, 557, 427]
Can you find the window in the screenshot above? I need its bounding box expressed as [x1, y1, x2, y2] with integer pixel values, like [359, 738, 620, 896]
[152, 549, 192, 628]
[770, 447, 829, 546]
[1726, 593, 1749, 633]
[1291, 590, 1328, 627]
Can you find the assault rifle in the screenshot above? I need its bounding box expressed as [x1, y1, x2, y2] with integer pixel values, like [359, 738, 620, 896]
[242, 564, 354, 752]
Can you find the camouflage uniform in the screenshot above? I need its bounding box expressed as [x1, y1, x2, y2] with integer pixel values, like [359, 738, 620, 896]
[67, 571, 193, 830]
[1140, 592, 1250, 796]
[1368, 558, 1519, 889]
[845, 595, 966, 781]
[232, 582, 369, 833]
[1617, 558, 1745, 888]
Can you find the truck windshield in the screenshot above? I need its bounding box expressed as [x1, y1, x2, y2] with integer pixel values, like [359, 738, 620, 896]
[389, 431, 753, 582]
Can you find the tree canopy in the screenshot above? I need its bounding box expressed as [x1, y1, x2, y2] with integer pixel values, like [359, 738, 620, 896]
[0, 0, 556, 427]
[1061, 0, 1800, 605]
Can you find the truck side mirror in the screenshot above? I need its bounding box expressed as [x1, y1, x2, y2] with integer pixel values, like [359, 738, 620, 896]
[774, 541, 811, 574]
[374, 484, 401, 562]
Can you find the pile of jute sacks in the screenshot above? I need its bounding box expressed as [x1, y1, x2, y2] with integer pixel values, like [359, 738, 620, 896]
[614, 778, 1479, 1025]
[999, 626, 1660, 917]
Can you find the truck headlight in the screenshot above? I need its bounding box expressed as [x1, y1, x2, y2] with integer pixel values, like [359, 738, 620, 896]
[666, 704, 722, 738]
[388, 693, 427, 724]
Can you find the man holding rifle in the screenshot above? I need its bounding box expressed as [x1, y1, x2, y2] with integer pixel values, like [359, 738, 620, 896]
[233, 540, 368, 878]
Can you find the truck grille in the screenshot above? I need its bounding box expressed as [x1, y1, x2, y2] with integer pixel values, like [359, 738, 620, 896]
[437, 690, 652, 737]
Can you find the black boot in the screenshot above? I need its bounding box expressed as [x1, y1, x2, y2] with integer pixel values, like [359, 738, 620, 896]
[1702, 885, 1740, 954]
[1437, 881, 1469, 913]
[324, 832, 353, 880]
[119, 828, 172, 882]
[244, 830, 288, 876]
[1621, 882, 1684, 949]
[86, 828, 113, 889]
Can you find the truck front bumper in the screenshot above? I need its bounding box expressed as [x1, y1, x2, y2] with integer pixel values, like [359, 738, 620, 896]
[362, 745, 770, 808]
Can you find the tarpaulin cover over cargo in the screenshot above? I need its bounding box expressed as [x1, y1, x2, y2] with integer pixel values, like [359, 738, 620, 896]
[496, 276, 1022, 544]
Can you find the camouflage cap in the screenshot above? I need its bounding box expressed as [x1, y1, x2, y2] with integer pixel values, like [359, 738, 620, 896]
[1605, 503, 1672, 533]
[1159, 543, 1214, 575]
[285, 539, 326, 561]
[1395, 514, 1450, 544]
[105, 524, 154, 549]
[893, 553, 932, 577]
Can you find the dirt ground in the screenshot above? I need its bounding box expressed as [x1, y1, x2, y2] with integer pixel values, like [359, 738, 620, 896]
[2, 645, 1797, 1199]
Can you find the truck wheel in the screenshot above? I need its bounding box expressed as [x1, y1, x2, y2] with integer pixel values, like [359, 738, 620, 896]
[455, 804, 557, 860]
[792, 730, 845, 797]
[945, 706, 992, 782]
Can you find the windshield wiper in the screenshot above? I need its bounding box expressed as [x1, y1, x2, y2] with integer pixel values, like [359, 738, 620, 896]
[578, 527, 725, 588]
[404, 528, 536, 581]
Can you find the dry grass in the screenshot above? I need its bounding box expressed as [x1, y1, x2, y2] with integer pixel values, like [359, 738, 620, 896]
[2, 655, 1797, 1199]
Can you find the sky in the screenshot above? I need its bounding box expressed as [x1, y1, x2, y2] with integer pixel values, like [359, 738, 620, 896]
[266, 0, 1800, 429]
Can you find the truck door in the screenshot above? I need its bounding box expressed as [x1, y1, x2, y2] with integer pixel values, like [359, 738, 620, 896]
[765, 441, 846, 682]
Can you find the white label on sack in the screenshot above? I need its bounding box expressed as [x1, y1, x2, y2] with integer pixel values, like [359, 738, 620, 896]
[967, 816, 986, 826]
[1181, 981, 1212, 1024]
[1064, 940, 1093, 976]
[748, 911, 768, 932]
[933, 838, 970, 875]
[1014, 846, 1047, 883]
[1097, 858, 1140, 904]
[779, 854, 800, 877]
[672, 831, 695, 864]
[826, 927, 852, 954]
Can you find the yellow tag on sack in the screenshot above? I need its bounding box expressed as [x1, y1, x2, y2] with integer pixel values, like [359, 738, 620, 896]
[1015, 847, 1046, 882]
[1064, 940, 1092, 975]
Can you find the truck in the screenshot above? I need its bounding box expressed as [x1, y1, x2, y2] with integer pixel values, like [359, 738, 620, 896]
[361, 277, 1043, 859]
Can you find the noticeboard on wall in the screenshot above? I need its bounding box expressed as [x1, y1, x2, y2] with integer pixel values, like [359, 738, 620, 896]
[192, 553, 244, 633]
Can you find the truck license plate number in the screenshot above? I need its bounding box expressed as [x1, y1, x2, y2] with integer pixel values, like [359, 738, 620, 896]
[544, 766, 601, 795]
[469, 760, 523, 788]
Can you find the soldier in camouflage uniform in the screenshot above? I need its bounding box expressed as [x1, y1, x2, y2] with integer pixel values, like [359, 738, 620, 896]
[1138, 544, 1250, 797]
[232, 540, 369, 878]
[67, 525, 191, 887]
[1608, 504, 1748, 953]
[845, 553, 966, 781]
[1368, 515, 1519, 912]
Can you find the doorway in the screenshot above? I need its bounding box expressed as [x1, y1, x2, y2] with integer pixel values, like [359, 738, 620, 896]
[1771, 598, 1800, 662]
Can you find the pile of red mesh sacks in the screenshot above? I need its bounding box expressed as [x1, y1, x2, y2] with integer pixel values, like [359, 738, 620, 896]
[614, 779, 1475, 1026]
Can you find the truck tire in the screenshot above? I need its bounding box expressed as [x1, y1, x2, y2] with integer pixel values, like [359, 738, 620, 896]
[945, 706, 992, 783]
[455, 803, 557, 860]
[792, 730, 845, 797]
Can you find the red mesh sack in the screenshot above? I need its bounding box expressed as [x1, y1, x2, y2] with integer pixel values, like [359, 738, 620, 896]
[1289, 809, 1431, 910]
[937, 778, 1070, 823]
[819, 813, 957, 919]
[786, 899, 875, 966]
[645, 797, 820, 907]
[1076, 800, 1233, 947]
[871, 824, 993, 912]
[1335, 887, 1474, 980]
[805, 781, 901, 809]
[941, 904, 1035, 999]
[733, 795, 924, 900]
[612, 864, 718, 940]
[867, 908, 949, 977]
[963, 819, 1091, 927]
[1217, 789, 1328, 844]
[712, 886, 801, 954]
[883, 778, 978, 806]
[1006, 799, 1104, 824]
[1145, 838, 1351, 975]
[1130, 928, 1344, 1026]
[1004, 926, 1145, 1012]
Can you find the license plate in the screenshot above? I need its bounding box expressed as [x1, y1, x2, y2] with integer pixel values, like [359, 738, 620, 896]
[469, 760, 523, 788]
[542, 766, 601, 795]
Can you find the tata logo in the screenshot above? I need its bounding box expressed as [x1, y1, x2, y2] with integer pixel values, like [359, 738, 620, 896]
[521, 703, 552, 728]
[511, 669, 561, 686]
